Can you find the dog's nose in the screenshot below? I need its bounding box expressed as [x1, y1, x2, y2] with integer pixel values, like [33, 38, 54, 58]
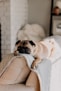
[17, 46, 30, 54]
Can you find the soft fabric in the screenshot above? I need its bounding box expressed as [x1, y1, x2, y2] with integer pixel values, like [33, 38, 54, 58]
[34, 57, 61, 91]
[50, 57, 61, 91]
[17, 24, 46, 42]
[34, 59, 51, 91]
[0, 54, 34, 84]
[0, 84, 34, 91]
[0, 53, 14, 74]
[20, 55, 51, 91]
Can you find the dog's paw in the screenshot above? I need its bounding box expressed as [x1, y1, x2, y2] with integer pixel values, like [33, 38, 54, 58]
[14, 51, 19, 56]
[31, 61, 37, 69]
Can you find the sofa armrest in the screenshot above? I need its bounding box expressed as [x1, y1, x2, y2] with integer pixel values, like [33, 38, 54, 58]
[0, 84, 35, 91]
[0, 53, 14, 73]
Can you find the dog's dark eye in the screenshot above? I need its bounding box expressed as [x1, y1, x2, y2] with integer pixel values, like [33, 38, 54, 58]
[15, 40, 21, 45]
[29, 41, 36, 46]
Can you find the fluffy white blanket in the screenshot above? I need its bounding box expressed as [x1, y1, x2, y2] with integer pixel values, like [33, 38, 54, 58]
[17, 24, 46, 42]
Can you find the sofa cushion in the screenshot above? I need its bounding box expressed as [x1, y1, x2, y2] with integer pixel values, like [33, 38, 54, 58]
[0, 53, 14, 73]
[0, 54, 30, 84]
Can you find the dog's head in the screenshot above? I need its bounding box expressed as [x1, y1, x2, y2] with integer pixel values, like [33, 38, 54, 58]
[17, 40, 36, 55]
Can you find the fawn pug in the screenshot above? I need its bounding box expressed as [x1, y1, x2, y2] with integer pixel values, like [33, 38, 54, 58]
[14, 38, 57, 68]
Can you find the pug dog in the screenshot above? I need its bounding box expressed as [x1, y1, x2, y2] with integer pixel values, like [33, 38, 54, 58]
[14, 40, 36, 55]
[14, 38, 58, 68]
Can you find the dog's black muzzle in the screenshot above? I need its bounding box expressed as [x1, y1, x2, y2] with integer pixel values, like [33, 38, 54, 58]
[17, 46, 31, 54]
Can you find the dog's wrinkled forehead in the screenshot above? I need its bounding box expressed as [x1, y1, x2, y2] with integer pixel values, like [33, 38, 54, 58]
[22, 40, 28, 45]
[22, 40, 36, 46]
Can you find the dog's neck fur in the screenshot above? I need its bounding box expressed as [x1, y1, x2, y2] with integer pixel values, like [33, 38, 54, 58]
[33, 41, 53, 59]
[33, 43, 48, 59]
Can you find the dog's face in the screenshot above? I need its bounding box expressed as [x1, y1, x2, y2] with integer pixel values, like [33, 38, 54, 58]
[17, 40, 36, 55]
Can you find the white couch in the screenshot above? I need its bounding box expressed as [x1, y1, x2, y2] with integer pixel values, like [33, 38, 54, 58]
[50, 58, 61, 91]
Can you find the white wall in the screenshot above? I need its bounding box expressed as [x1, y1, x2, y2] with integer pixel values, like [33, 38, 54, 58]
[28, 0, 51, 35]
[10, 0, 28, 52]
[0, 0, 28, 58]
[0, 0, 11, 58]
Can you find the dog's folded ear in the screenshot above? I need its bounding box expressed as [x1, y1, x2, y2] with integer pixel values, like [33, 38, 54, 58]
[29, 40, 36, 46]
[15, 40, 21, 45]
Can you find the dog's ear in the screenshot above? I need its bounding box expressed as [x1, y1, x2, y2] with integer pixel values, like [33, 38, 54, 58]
[29, 40, 36, 46]
[15, 40, 21, 45]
